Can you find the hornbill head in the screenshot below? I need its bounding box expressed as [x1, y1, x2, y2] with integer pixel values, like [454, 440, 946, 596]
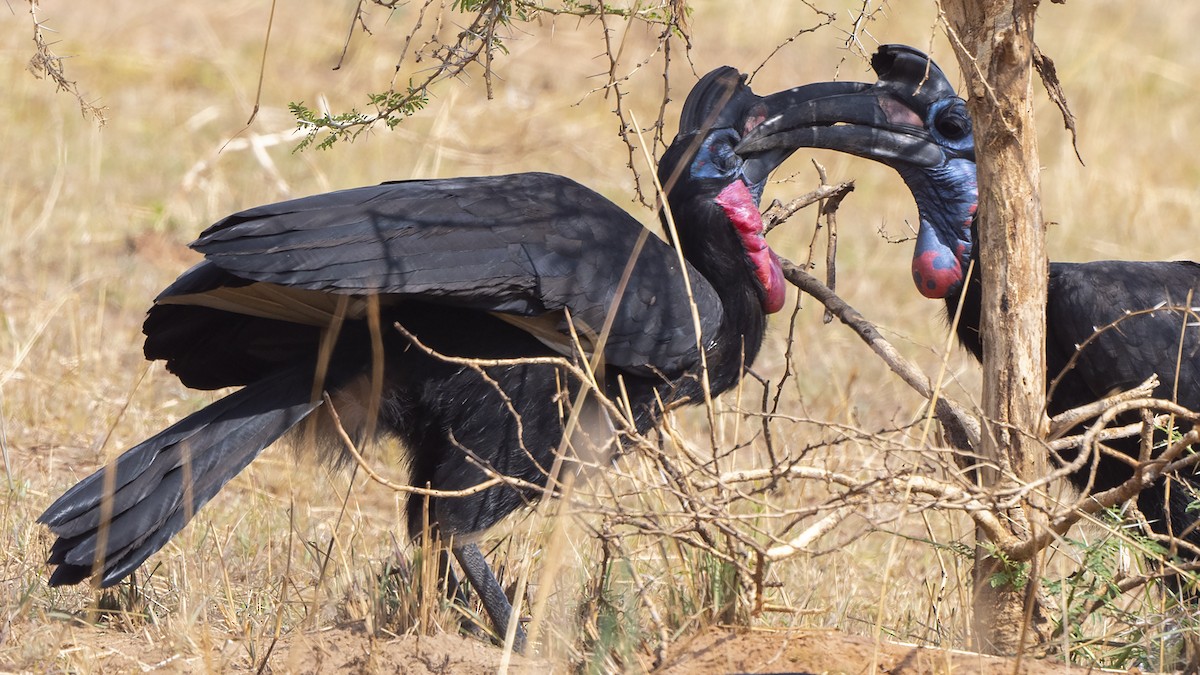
[659, 67, 870, 313]
[737, 45, 979, 300]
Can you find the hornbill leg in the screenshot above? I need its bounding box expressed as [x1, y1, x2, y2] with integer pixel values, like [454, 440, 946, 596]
[453, 543, 527, 652]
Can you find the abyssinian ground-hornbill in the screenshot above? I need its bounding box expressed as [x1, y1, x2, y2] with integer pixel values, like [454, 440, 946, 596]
[740, 45, 1200, 560]
[38, 68, 849, 649]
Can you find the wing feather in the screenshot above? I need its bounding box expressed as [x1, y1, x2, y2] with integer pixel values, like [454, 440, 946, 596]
[159, 173, 723, 375]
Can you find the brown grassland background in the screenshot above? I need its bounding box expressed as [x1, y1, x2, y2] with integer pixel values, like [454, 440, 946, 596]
[3, 1, 1200, 672]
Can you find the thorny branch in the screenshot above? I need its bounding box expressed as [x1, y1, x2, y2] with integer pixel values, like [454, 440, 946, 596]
[26, 1, 106, 124]
[293, 0, 695, 154]
[779, 257, 981, 451]
[762, 180, 856, 234]
[748, 7, 838, 83]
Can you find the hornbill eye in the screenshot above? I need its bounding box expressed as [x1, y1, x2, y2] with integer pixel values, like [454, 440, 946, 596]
[934, 107, 971, 141]
[691, 130, 743, 179]
[709, 137, 740, 171]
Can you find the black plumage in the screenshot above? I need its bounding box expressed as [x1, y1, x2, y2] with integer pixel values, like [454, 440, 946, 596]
[742, 45, 1200, 556]
[39, 67, 827, 649]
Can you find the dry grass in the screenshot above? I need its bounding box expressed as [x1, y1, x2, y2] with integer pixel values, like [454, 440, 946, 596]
[3, 0, 1200, 672]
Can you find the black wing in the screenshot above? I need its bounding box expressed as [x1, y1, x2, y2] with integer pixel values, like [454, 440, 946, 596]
[158, 172, 722, 376]
[1047, 260, 1200, 410]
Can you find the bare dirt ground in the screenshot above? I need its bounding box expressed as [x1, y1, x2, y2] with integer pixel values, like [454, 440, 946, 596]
[659, 628, 1095, 675]
[6, 620, 1095, 674]
[282, 627, 1095, 674]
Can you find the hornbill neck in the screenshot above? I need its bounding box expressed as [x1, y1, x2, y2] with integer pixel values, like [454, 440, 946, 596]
[661, 183, 771, 394]
[895, 161, 983, 361]
[894, 158, 977, 301]
[653, 63, 817, 396]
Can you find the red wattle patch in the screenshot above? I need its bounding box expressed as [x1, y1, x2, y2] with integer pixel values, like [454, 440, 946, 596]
[761, 250, 786, 313]
[716, 182, 786, 313]
[911, 250, 963, 299]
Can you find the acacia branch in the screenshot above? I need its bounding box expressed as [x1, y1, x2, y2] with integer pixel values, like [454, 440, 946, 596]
[27, 0, 105, 124]
[778, 258, 980, 451]
[762, 181, 855, 234]
[1046, 375, 1159, 439]
[1006, 426, 1200, 562]
[765, 506, 854, 561]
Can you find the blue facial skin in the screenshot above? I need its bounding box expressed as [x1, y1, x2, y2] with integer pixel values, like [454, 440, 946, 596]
[897, 157, 978, 298]
[919, 98, 978, 255]
[691, 129, 766, 202]
[926, 98, 974, 157]
[691, 130, 739, 178]
[893, 95, 979, 299]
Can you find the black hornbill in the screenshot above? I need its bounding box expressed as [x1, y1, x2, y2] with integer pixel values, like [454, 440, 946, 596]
[740, 45, 1200, 560]
[38, 68, 852, 650]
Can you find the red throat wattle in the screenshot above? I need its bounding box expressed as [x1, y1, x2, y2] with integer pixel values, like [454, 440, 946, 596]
[716, 181, 786, 313]
[911, 250, 963, 298]
[910, 221, 967, 299]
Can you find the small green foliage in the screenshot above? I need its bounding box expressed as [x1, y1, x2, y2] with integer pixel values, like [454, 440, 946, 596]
[1038, 508, 1200, 671]
[370, 89, 430, 129]
[579, 556, 641, 674]
[289, 1, 687, 149]
[980, 542, 1029, 591]
[290, 88, 429, 151]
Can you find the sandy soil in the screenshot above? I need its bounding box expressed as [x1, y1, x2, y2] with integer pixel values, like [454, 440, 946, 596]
[277, 627, 527, 675]
[9, 621, 1102, 674]
[658, 628, 1095, 675]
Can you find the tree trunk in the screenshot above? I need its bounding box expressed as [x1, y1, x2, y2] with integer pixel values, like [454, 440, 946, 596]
[940, 0, 1050, 655]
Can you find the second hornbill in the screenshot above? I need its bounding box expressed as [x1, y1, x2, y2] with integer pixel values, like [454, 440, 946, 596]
[38, 68, 852, 650]
[741, 45, 1200, 561]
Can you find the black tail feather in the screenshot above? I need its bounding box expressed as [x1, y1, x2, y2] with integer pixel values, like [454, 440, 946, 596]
[39, 366, 321, 588]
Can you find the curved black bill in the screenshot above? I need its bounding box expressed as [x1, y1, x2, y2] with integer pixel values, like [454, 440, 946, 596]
[736, 92, 949, 168]
[738, 81, 877, 184]
[677, 70, 884, 185]
[735, 44, 965, 170]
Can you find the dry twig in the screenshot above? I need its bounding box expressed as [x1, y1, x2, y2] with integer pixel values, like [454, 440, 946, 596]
[26, 1, 105, 124]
